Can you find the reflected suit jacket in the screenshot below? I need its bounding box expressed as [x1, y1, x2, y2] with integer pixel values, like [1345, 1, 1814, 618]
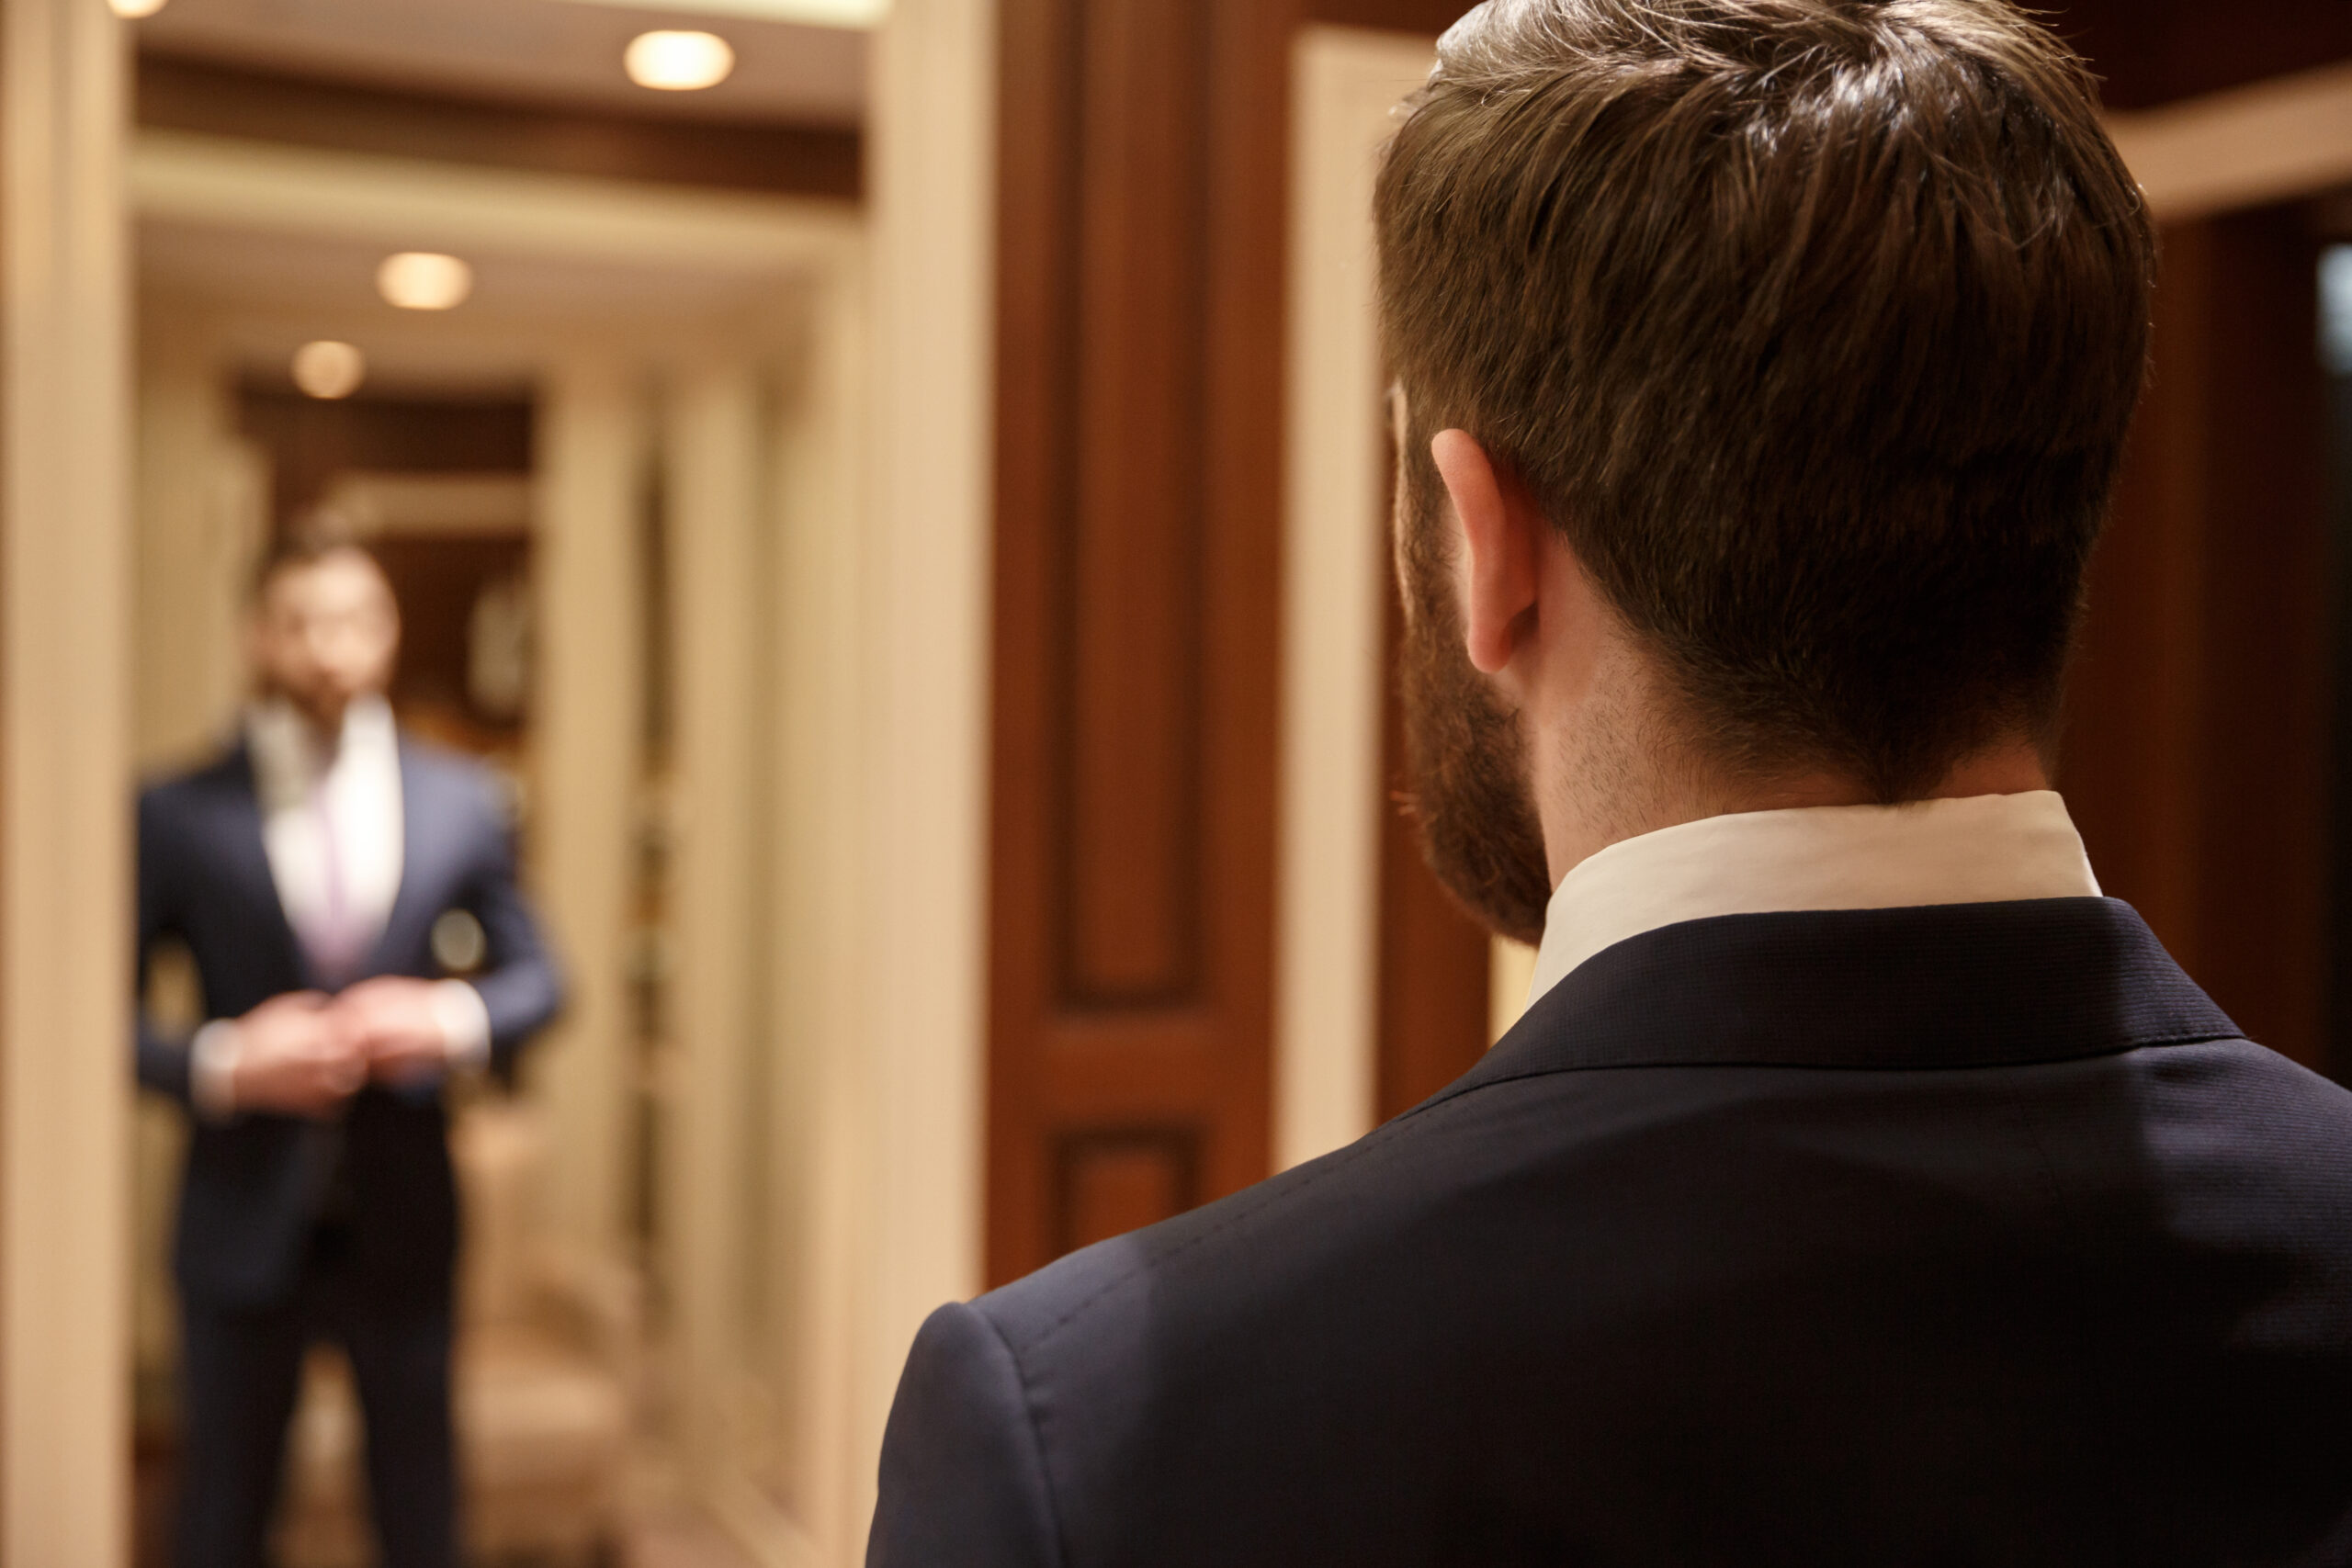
[871, 898, 2352, 1568]
[136, 738, 563, 1311]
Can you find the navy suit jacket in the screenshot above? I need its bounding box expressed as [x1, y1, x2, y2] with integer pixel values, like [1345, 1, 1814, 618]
[136, 737, 563, 1311]
[872, 898, 2352, 1567]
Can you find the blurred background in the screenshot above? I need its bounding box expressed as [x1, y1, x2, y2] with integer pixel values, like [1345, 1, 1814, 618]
[124, 6, 868, 1565]
[0, 0, 2347, 1563]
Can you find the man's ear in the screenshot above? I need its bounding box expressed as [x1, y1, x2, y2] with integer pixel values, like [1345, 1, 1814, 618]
[1430, 429, 1540, 676]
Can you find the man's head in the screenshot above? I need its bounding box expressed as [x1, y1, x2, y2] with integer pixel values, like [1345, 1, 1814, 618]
[248, 539, 401, 734]
[1376, 0, 2154, 940]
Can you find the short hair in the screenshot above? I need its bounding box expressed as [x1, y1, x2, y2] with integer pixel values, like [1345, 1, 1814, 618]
[248, 520, 384, 606]
[1375, 0, 2156, 799]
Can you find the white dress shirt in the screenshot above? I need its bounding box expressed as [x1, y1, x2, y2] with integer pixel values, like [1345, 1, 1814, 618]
[1526, 791, 2102, 1010]
[249, 694, 407, 969]
[189, 695, 490, 1118]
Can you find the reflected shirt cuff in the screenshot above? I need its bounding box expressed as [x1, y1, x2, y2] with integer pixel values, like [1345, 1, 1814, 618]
[432, 980, 493, 1070]
[190, 1020, 243, 1122]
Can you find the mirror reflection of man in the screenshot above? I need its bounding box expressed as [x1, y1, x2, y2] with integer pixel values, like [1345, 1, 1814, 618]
[136, 538, 562, 1568]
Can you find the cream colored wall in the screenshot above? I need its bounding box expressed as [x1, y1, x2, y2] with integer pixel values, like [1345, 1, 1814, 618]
[852, 6, 1000, 1543]
[661, 300, 879, 1566]
[663, 355, 767, 1481]
[2, 0, 134, 1561]
[135, 323, 265, 772]
[1276, 28, 1437, 1172]
[130, 321, 272, 1427]
[532, 358, 650, 1270]
[763, 266, 869, 1559]
[1491, 938, 1538, 1043]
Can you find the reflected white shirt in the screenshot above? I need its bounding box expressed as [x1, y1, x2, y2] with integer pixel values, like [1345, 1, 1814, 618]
[249, 694, 407, 964]
[188, 695, 490, 1118]
[1526, 791, 2102, 1010]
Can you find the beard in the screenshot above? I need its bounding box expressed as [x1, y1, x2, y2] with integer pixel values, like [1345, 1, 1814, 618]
[1394, 432, 1555, 948]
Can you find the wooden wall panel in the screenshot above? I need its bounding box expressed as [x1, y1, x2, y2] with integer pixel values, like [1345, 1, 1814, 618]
[2063, 208, 2331, 1067]
[2045, 0, 2352, 112]
[1060, 0, 1209, 1003]
[1055, 1132, 1202, 1257]
[990, 0, 1297, 1284]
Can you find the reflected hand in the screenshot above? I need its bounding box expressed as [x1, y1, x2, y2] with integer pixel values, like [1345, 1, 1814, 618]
[228, 991, 364, 1118]
[334, 976, 452, 1087]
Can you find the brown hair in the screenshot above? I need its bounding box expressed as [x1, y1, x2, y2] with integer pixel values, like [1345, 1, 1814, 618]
[248, 515, 380, 604]
[1375, 0, 2155, 799]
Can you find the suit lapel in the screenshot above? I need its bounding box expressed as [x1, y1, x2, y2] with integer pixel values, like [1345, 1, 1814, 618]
[217, 744, 320, 989]
[357, 739, 436, 979]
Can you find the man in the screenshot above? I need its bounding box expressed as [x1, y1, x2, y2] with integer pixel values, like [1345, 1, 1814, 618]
[137, 539, 562, 1568]
[871, 2, 2352, 1563]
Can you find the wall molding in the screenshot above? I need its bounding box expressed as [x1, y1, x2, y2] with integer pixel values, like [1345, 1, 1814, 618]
[2108, 60, 2352, 224]
[3, 0, 134, 1559]
[1276, 26, 1432, 1170]
[853, 0, 999, 1545]
[131, 128, 857, 276]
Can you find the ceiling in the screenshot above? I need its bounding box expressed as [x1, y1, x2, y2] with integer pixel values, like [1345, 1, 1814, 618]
[141, 207, 832, 392]
[141, 217, 797, 327]
[133, 0, 867, 126]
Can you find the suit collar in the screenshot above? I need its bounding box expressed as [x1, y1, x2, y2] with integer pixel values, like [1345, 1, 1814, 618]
[1422, 898, 2238, 1116]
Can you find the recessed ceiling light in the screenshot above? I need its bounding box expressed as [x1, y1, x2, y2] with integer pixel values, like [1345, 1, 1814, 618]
[377, 252, 474, 311]
[626, 29, 737, 90]
[107, 0, 170, 16]
[291, 341, 367, 400]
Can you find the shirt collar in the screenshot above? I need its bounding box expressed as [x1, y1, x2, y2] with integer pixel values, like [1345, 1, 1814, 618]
[244, 694, 396, 808]
[1526, 791, 2100, 1009]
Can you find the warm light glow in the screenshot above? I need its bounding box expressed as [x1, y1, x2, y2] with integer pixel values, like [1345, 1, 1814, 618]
[2324, 245, 2352, 377]
[376, 252, 474, 311]
[291, 341, 366, 400]
[556, 0, 886, 28]
[107, 0, 171, 17]
[625, 29, 737, 91]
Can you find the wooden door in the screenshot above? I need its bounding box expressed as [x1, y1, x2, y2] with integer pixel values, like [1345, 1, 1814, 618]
[988, 0, 1300, 1284]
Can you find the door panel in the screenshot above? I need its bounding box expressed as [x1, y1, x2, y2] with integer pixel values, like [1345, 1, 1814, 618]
[989, 0, 1298, 1285]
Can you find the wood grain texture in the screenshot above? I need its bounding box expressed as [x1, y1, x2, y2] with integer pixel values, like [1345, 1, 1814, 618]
[989, 0, 1298, 1285]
